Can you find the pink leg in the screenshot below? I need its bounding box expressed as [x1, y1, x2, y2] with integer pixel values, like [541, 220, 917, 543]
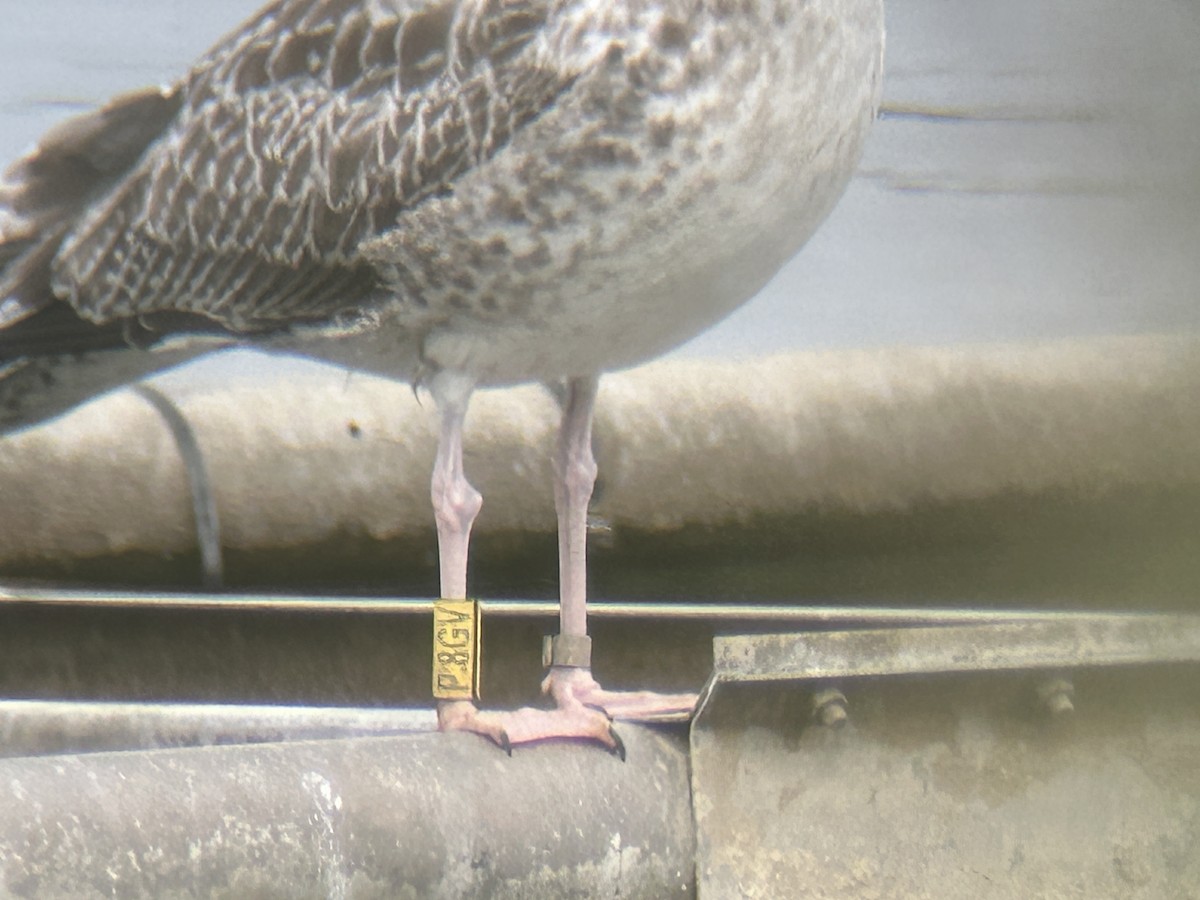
[428, 372, 503, 745]
[429, 372, 619, 752]
[542, 376, 697, 723]
[554, 374, 600, 639]
[429, 372, 481, 602]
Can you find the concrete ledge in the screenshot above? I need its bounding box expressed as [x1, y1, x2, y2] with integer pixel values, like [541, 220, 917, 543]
[0, 726, 693, 898]
[3, 334, 1198, 571]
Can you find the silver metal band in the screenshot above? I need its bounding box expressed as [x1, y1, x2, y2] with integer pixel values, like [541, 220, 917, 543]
[542, 634, 592, 668]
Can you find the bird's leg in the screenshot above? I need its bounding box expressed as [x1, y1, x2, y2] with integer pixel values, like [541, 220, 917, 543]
[429, 374, 481, 601]
[428, 372, 497, 741]
[553, 374, 599, 640]
[430, 372, 618, 752]
[541, 375, 697, 722]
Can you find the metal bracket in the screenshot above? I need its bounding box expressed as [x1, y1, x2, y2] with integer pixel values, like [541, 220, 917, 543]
[690, 612, 1200, 899]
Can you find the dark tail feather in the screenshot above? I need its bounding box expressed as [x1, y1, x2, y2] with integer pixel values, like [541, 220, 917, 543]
[0, 299, 135, 361]
[0, 85, 184, 343]
[0, 227, 67, 334]
[0, 84, 199, 431]
[0, 300, 239, 434]
[1, 83, 181, 227]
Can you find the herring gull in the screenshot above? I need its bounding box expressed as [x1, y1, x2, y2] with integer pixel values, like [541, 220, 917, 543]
[0, 0, 884, 751]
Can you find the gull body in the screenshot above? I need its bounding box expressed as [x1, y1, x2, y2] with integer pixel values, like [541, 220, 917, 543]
[0, 0, 884, 749]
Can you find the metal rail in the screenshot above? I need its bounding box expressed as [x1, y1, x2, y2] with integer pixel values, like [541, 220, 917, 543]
[710, 615, 1200, 682]
[0, 699, 438, 761]
[0, 584, 1177, 626]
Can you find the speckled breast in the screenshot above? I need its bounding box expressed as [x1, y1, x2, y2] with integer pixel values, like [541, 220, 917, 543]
[355, 0, 884, 385]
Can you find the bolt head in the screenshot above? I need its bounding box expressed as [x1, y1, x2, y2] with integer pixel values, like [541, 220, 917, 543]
[1035, 678, 1076, 716]
[811, 688, 849, 727]
[818, 700, 849, 727]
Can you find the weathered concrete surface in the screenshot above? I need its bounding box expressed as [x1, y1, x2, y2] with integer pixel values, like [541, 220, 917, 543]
[692, 668, 1200, 899]
[2, 335, 1199, 571]
[0, 726, 693, 899]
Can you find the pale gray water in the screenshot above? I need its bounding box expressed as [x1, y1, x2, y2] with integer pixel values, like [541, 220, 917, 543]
[1, 0, 1197, 388]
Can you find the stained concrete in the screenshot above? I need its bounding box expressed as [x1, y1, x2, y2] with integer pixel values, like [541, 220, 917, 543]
[2, 335, 1199, 593]
[692, 668, 1200, 898]
[0, 726, 694, 899]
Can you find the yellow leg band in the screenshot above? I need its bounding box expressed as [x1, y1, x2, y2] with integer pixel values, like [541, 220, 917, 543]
[432, 599, 481, 700]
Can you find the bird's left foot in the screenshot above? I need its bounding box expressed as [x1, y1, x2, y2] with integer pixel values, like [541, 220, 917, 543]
[542, 665, 698, 723]
[436, 668, 697, 756]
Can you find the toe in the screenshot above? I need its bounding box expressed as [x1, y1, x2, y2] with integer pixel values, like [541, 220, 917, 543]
[609, 725, 626, 762]
[577, 688, 699, 723]
[440, 700, 620, 754]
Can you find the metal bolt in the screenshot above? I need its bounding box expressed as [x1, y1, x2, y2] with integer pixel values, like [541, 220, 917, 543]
[811, 687, 849, 727]
[1036, 677, 1075, 716]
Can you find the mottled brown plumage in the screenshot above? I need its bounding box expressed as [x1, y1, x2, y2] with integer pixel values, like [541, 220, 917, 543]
[0, 0, 583, 426]
[2, 0, 883, 429]
[38, 1, 570, 331]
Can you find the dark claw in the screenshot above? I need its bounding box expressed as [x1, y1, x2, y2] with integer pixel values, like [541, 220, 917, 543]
[609, 726, 626, 762]
[584, 702, 615, 722]
[498, 730, 512, 757]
